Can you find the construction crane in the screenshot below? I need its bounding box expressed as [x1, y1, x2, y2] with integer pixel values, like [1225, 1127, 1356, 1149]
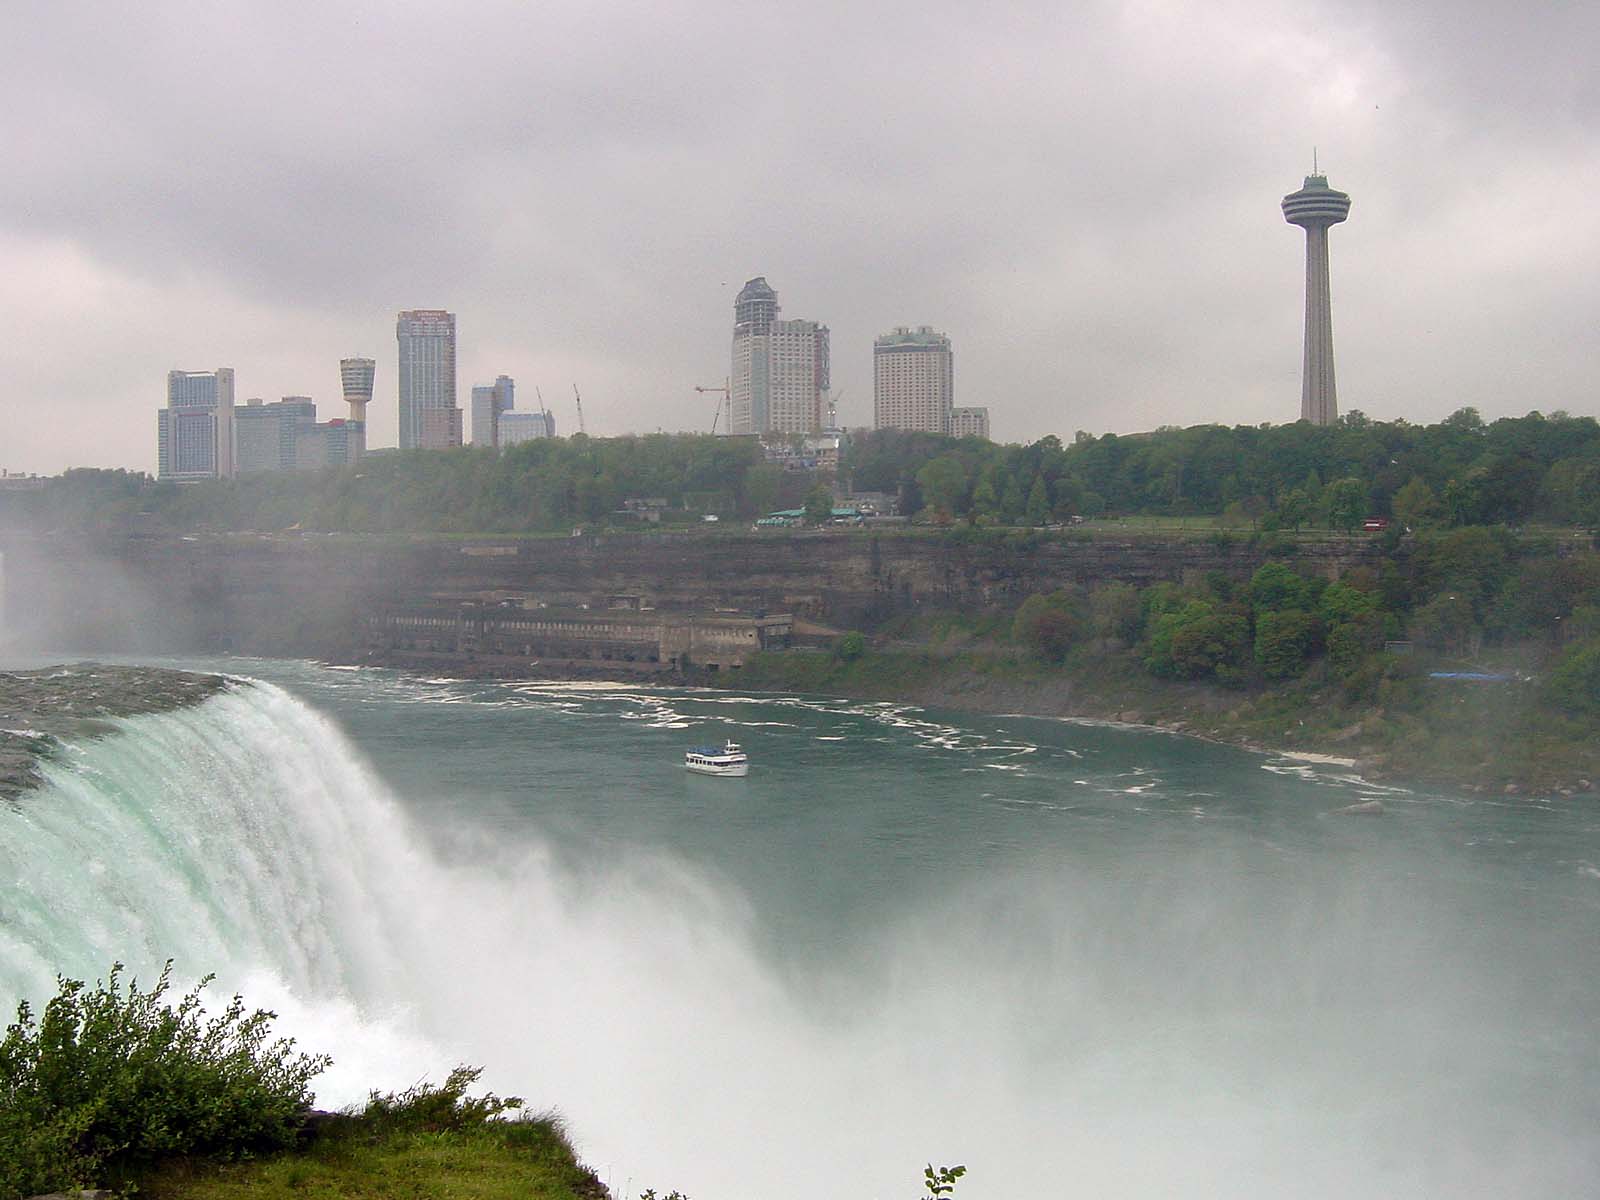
[695, 377, 732, 434]
[572, 383, 586, 436]
[535, 386, 553, 436]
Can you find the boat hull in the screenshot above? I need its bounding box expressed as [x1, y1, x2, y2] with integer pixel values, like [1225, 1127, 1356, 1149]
[685, 760, 750, 778]
[688, 761, 748, 780]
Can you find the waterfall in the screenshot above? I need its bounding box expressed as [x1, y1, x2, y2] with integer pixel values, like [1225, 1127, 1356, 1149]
[2, 677, 1595, 1199]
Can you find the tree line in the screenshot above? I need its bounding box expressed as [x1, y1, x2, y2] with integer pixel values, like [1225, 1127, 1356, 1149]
[4, 409, 1598, 536]
[1, 435, 796, 535]
[848, 408, 1600, 529]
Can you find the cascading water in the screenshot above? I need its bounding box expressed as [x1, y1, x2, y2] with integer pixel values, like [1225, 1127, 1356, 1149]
[3, 672, 1598, 1199]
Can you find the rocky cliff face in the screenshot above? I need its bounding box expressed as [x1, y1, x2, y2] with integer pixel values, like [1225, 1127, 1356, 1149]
[1, 529, 1388, 659]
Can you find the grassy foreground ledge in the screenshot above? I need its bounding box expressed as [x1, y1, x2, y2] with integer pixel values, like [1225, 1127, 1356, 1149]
[134, 1096, 607, 1200]
[0, 966, 606, 1200]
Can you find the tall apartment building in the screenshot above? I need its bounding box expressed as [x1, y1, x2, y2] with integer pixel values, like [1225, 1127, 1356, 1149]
[396, 310, 458, 450]
[340, 357, 374, 459]
[470, 375, 516, 447]
[873, 327, 954, 435]
[730, 277, 830, 435]
[157, 368, 235, 480]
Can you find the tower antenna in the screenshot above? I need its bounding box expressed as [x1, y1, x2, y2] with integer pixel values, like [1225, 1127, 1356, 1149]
[1313, 146, 1319, 175]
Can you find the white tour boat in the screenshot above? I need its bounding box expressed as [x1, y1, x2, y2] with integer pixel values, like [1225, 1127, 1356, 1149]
[684, 739, 749, 778]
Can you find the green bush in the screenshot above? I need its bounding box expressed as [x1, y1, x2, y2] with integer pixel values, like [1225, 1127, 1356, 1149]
[1145, 600, 1250, 682]
[1169, 611, 1252, 683]
[0, 962, 330, 1199]
[1249, 561, 1317, 613]
[1255, 609, 1322, 679]
[1013, 592, 1084, 663]
[1546, 637, 1600, 715]
[1090, 581, 1143, 644]
[837, 631, 866, 661]
[923, 1163, 967, 1198]
[1326, 612, 1385, 678]
[358, 1065, 522, 1136]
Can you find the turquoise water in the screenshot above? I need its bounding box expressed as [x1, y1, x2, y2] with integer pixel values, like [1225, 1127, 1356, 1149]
[2, 656, 1598, 1197]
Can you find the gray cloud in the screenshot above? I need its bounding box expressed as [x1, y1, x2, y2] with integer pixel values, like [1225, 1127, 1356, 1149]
[2, 0, 1597, 473]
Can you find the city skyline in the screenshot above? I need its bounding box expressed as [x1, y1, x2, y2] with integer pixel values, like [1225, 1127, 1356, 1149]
[3, 1, 1597, 474]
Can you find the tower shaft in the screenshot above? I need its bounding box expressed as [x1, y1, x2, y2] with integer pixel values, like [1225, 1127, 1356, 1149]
[1300, 224, 1337, 425]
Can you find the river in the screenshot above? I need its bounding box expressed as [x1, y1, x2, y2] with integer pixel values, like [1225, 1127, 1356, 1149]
[2, 657, 1597, 1197]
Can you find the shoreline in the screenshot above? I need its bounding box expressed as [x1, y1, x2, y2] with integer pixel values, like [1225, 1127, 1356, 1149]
[340, 649, 1600, 800]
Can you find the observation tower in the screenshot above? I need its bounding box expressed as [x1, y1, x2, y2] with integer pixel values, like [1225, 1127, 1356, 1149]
[1282, 168, 1351, 426]
[340, 357, 375, 424]
[340, 356, 375, 459]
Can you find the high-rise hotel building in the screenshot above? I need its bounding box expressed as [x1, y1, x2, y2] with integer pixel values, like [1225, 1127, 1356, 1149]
[873, 327, 954, 434]
[730, 277, 830, 435]
[157, 368, 236, 480]
[396, 310, 459, 449]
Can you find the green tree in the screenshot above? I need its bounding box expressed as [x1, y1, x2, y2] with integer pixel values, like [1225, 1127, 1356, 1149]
[803, 485, 834, 525]
[1145, 600, 1249, 680]
[1013, 592, 1084, 663]
[1324, 477, 1367, 532]
[1275, 487, 1313, 531]
[1167, 611, 1252, 682]
[1249, 561, 1316, 613]
[1545, 637, 1600, 713]
[1255, 609, 1321, 679]
[1542, 458, 1600, 528]
[1414, 527, 1515, 617]
[1319, 579, 1379, 625]
[970, 473, 1001, 523]
[1326, 611, 1386, 678]
[836, 630, 866, 660]
[1443, 472, 1491, 526]
[1090, 581, 1143, 644]
[1025, 476, 1050, 526]
[1000, 475, 1026, 523]
[1409, 592, 1477, 655]
[916, 455, 968, 521]
[1391, 476, 1442, 530]
[742, 464, 782, 517]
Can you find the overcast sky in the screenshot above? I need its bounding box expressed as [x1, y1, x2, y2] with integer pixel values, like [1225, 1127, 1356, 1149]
[3, 0, 1596, 474]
